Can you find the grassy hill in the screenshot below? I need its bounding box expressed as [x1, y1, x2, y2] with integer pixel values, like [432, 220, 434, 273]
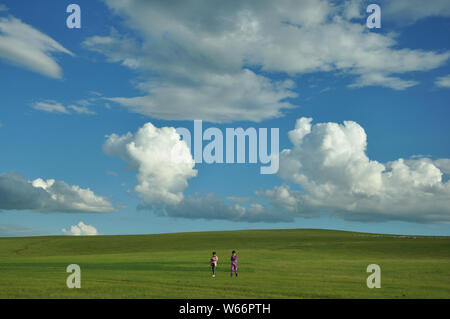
[0, 229, 449, 298]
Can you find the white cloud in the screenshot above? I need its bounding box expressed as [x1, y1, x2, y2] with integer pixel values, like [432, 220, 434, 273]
[0, 16, 72, 78]
[62, 221, 99, 236]
[381, 0, 450, 24]
[67, 105, 96, 115]
[103, 122, 197, 205]
[32, 101, 70, 114]
[84, 28, 297, 123]
[263, 118, 450, 223]
[434, 159, 450, 174]
[0, 4, 8, 12]
[435, 74, 450, 88]
[31, 100, 96, 115]
[350, 73, 418, 90]
[416, 158, 450, 175]
[83, 0, 450, 122]
[0, 172, 114, 213]
[162, 193, 293, 223]
[104, 71, 296, 123]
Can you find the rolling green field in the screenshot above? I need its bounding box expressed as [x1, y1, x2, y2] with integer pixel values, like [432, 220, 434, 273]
[0, 229, 449, 298]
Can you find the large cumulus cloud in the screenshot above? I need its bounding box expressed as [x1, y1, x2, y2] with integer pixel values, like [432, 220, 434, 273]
[263, 118, 450, 222]
[103, 122, 197, 206]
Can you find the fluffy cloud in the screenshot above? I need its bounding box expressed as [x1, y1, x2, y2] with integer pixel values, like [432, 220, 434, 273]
[0, 172, 114, 213]
[416, 158, 450, 175]
[103, 71, 296, 123]
[263, 118, 450, 223]
[435, 74, 450, 88]
[84, 29, 296, 123]
[83, 0, 449, 122]
[0, 16, 72, 78]
[433, 159, 450, 174]
[62, 221, 99, 236]
[103, 122, 197, 205]
[31, 100, 96, 115]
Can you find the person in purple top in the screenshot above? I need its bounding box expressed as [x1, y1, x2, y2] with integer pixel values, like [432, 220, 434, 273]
[230, 250, 238, 277]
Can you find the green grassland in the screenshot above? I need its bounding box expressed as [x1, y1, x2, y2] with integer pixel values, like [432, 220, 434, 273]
[0, 229, 449, 298]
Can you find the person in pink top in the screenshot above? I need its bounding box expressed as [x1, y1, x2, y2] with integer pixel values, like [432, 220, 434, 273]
[209, 251, 218, 277]
[230, 250, 238, 277]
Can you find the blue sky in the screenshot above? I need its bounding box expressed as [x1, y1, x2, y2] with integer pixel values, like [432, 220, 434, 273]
[1, 0, 450, 237]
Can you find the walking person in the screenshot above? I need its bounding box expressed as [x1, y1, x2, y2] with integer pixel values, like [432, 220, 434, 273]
[210, 251, 218, 277]
[230, 250, 238, 277]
